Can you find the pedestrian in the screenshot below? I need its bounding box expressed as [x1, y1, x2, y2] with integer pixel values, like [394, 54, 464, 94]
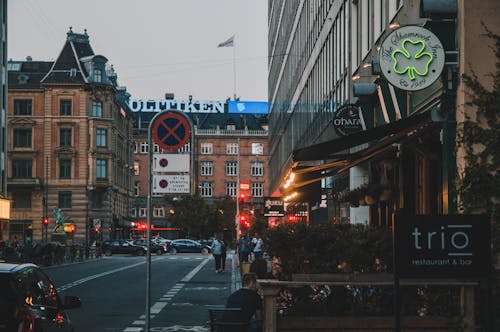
[251, 233, 264, 259]
[225, 273, 262, 332]
[239, 232, 252, 262]
[220, 237, 227, 272]
[211, 235, 223, 273]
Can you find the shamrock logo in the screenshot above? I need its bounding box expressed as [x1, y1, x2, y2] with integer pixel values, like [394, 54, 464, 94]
[391, 39, 433, 80]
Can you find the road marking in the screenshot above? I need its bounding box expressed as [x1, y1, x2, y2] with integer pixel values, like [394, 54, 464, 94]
[123, 257, 210, 332]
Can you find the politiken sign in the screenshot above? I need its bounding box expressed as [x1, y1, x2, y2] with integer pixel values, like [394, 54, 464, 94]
[393, 214, 490, 279]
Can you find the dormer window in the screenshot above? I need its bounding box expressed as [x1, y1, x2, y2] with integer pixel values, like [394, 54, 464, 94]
[93, 68, 102, 83]
[69, 68, 77, 77]
[226, 124, 236, 130]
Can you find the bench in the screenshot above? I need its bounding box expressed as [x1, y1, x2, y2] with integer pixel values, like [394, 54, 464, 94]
[208, 307, 251, 332]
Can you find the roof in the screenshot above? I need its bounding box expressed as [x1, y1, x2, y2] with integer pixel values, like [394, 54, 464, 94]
[8, 61, 53, 90]
[41, 30, 94, 84]
[0, 262, 38, 273]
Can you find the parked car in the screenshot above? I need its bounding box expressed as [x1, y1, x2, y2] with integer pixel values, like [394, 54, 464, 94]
[130, 239, 165, 255]
[101, 239, 147, 256]
[0, 262, 81, 332]
[152, 236, 172, 252]
[169, 239, 211, 254]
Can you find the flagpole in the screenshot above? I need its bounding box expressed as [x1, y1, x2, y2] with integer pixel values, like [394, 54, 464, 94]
[233, 36, 236, 100]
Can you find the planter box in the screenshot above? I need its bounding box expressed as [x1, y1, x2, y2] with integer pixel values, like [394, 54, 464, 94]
[278, 316, 462, 332]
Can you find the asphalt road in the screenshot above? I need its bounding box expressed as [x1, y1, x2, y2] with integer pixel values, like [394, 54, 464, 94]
[43, 253, 235, 332]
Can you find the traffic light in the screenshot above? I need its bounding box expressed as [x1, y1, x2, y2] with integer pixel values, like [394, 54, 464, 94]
[239, 214, 250, 229]
[92, 226, 100, 233]
[42, 217, 49, 226]
[238, 193, 246, 202]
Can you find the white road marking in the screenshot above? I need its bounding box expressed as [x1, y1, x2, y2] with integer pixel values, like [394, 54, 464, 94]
[123, 257, 210, 332]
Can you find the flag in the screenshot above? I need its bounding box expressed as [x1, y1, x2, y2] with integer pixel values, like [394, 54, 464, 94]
[217, 35, 234, 48]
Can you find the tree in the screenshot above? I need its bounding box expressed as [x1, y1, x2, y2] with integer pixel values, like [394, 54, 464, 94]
[166, 194, 211, 238]
[456, 26, 500, 255]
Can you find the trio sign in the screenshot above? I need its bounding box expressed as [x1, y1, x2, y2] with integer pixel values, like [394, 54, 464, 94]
[394, 214, 490, 279]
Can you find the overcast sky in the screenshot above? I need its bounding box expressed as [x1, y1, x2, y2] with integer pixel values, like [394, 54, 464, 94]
[8, 0, 268, 102]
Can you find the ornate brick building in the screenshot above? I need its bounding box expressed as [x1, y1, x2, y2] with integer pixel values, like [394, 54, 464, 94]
[6, 29, 134, 243]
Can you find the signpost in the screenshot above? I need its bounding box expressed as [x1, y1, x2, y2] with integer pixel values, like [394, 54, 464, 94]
[146, 110, 193, 331]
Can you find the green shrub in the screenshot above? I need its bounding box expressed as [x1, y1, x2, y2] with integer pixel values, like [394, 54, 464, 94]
[264, 223, 393, 280]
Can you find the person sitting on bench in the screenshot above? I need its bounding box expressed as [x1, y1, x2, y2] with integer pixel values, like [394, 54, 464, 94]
[225, 273, 262, 332]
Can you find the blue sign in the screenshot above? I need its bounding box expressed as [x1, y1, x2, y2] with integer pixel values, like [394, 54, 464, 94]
[228, 101, 268, 114]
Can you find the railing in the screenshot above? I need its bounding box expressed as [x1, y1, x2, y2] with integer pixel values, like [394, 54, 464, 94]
[258, 273, 478, 332]
[195, 128, 268, 136]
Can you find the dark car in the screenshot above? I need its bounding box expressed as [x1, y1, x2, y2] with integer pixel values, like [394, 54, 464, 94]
[169, 239, 211, 254]
[101, 240, 147, 256]
[0, 262, 81, 332]
[130, 239, 166, 255]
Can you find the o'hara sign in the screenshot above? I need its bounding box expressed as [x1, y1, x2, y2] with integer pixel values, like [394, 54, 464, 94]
[394, 214, 490, 279]
[379, 26, 445, 91]
[129, 99, 224, 113]
[333, 104, 363, 136]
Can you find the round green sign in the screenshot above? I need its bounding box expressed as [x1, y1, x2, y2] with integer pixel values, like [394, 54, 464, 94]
[379, 25, 445, 91]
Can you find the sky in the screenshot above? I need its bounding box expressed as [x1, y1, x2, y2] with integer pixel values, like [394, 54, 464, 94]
[8, 0, 268, 102]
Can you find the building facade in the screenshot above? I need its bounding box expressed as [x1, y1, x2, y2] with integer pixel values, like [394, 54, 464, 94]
[6, 29, 134, 244]
[130, 99, 269, 238]
[268, 0, 499, 225]
[0, 0, 9, 239]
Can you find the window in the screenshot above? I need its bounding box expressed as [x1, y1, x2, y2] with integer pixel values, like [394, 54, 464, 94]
[59, 159, 71, 178]
[153, 143, 163, 153]
[13, 99, 32, 115]
[226, 124, 236, 130]
[59, 128, 72, 147]
[140, 142, 148, 153]
[226, 182, 237, 197]
[12, 159, 32, 178]
[90, 191, 104, 209]
[92, 101, 102, 117]
[251, 182, 264, 197]
[177, 143, 190, 153]
[134, 161, 140, 175]
[96, 128, 107, 147]
[200, 142, 213, 154]
[134, 181, 140, 196]
[60, 99, 72, 116]
[96, 159, 107, 179]
[58, 191, 72, 208]
[13, 128, 32, 147]
[226, 142, 239, 155]
[200, 182, 213, 197]
[226, 161, 238, 176]
[133, 142, 138, 153]
[251, 142, 264, 155]
[130, 208, 137, 218]
[139, 207, 147, 217]
[251, 161, 264, 176]
[69, 68, 77, 77]
[153, 207, 165, 217]
[93, 68, 102, 83]
[12, 192, 31, 208]
[200, 161, 213, 176]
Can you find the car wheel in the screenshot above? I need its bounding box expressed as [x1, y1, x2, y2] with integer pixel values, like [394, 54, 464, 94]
[169, 248, 177, 254]
[104, 250, 112, 256]
[137, 250, 145, 256]
[156, 249, 164, 255]
[201, 248, 209, 254]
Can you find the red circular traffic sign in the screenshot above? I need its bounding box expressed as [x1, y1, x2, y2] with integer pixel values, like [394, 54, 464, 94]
[152, 112, 191, 151]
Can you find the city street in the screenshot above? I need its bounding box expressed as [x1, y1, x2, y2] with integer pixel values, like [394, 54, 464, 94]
[44, 253, 235, 332]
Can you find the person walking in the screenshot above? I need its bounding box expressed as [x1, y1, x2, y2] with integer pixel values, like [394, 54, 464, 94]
[239, 232, 252, 262]
[251, 233, 264, 259]
[211, 235, 223, 273]
[220, 237, 227, 272]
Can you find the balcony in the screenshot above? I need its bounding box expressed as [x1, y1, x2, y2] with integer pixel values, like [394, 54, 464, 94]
[7, 177, 41, 189]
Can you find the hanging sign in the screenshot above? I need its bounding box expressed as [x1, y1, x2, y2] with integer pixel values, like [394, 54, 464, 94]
[332, 104, 363, 136]
[379, 25, 445, 91]
[153, 154, 190, 172]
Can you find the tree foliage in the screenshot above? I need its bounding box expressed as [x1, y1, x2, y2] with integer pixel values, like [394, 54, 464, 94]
[456, 26, 500, 254]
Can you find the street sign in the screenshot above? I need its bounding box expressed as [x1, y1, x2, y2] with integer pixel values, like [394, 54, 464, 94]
[153, 154, 190, 172]
[240, 182, 250, 190]
[151, 111, 191, 151]
[153, 175, 190, 194]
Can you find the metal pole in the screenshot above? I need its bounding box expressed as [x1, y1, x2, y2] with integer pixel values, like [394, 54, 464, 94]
[236, 138, 240, 241]
[146, 118, 154, 332]
[44, 156, 48, 243]
[233, 37, 237, 100]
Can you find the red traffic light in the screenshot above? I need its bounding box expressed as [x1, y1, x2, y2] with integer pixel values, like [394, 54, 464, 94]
[42, 218, 49, 225]
[239, 193, 246, 202]
[239, 214, 250, 229]
[92, 227, 100, 233]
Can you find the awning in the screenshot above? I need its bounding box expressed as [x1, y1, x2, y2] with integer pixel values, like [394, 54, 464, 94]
[288, 111, 436, 189]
